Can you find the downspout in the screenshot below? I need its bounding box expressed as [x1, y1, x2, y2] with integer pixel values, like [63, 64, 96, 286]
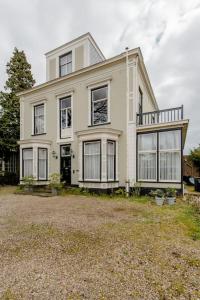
[125, 47, 130, 197]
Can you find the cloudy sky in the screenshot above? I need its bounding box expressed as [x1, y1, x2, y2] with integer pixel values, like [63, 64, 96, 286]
[0, 0, 200, 152]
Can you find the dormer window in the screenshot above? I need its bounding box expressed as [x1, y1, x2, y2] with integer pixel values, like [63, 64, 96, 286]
[59, 52, 72, 77]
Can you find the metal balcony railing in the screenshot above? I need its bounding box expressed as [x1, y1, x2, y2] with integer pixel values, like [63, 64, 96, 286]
[137, 105, 184, 126]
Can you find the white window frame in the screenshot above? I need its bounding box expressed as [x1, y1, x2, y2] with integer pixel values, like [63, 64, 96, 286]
[38, 148, 48, 181]
[107, 140, 116, 181]
[32, 101, 46, 135]
[159, 130, 181, 183]
[83, 140, 101, 181]
[138, 133, 157, 182]
[88, 80, 111, 126]
[56, 91, 74, 143]
[59, 51, 72, 77]
[22, 148, 33, 178]
[60, 96, 72, 129]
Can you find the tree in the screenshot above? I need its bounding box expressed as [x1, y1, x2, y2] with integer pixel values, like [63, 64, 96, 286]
[190, 145, 200, 172]
[0, 48, 35, 157]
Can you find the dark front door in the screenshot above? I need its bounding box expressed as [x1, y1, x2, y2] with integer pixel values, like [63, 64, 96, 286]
[60, 145, 71, 185]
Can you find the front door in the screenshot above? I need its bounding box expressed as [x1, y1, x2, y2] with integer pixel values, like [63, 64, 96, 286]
[60, 144, 71, 185]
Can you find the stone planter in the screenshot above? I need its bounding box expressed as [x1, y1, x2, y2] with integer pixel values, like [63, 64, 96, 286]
[166, 197, 176, 205]
[155, 197, 164, 206]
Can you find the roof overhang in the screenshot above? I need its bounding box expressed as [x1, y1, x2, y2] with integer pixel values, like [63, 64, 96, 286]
[136, 119, 189, 147]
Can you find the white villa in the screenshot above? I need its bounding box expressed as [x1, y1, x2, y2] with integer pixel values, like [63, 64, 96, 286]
[18, 33, 189, 193]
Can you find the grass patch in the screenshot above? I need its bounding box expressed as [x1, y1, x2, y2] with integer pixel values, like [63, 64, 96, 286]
[177, 205, 200, 240]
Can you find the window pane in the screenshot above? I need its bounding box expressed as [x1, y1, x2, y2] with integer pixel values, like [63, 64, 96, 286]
[60, 65, 67, 76]
[138, 133, 157, 151]
[34, 105, 44, 134]
[67, 108, 71, 127]
[60, 52, 72, 65]
[61, 110, 66, 129]
[38, 149, 47, 180]
[67, 62, 72, 74]
[23, 149, 33, 177]
[35, 105, 44, 116]
[107, 141, 115, 180]
[160, 152, 181, 181]
[61, 97, 71, 109]
[93, 99, 108, 124]
[138, 153, 156, 180]
[159, 130, 181, 150]
[84, 142, 100, 180]
[61, 145, 71, 157]
[92, 86, 107, 101]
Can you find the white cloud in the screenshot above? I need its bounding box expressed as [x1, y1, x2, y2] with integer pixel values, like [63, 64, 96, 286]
[0, 0, 200, 152]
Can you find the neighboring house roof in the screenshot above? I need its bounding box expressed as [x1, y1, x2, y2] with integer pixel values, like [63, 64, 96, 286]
[17, 34, 158, 110]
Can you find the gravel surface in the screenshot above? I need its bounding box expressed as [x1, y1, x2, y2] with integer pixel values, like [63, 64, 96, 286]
[0, 190, 200, 299]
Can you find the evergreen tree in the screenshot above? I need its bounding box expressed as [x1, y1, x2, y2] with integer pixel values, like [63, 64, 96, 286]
[0, 48, 35, 157]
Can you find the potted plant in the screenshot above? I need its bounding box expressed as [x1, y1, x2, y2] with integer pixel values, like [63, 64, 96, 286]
[22, 175, 35, 193]
[150, 189, 165, 206]
[49, 173, 63, 196]
[166, 188, 176, 205]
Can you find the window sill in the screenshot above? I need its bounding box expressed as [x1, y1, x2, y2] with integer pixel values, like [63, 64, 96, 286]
[31, 133, 47, 136]
[88, 122, 111, 128]
[79, 180, 119, 183]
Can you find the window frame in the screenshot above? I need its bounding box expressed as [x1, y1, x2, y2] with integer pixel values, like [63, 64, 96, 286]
[107, 140, 116, 181]
[59, 51, 72, 77]
[137, 128, 182, 183]
[137, 132, 157, 182]
[158, 130, 182, 183]
[90, 84, 109, 126]
[33, 103, 45, 136]
[59, 96, 72, 131]
[83, 140, 101, 182]
[22, 148, 33, 178]
[37, 148, 48, 181]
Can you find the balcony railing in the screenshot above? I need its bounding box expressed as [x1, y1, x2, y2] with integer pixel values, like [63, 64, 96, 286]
[137, 105, 184, 126]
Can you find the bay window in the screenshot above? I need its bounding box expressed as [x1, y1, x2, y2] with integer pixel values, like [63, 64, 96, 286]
[138, 133, 157, 181]
[159, 130, 181, 181]
[91, 85, 108, 125]
[34, 104, 44, 135]
[38, 148, 48, 180]
[83, 141, 101, 181]
[107, 141, 116, 180]
[22, 149, 33, 177]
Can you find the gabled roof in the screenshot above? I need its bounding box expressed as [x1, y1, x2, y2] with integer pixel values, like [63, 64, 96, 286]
[45, 32, 105, 60]
[18, 44, 158, 110]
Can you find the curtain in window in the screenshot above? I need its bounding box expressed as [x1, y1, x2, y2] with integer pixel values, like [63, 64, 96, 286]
[35, 105, 44, 134]
[138, 133, 157, 180]
[38, 149, 47, 180]
[159, 130, 181, 181]
[107, 141, 115, 180]
[84, 142, 100, 180]
[23, 149, 33, 177]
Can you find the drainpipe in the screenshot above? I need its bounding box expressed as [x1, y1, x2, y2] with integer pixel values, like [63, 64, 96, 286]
[125, 46, 130, 197]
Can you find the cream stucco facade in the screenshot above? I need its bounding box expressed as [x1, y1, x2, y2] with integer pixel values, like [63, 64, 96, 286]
[18, 33, 188, 192]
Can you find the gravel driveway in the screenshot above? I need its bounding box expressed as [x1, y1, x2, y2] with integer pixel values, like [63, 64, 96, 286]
[0, 189, 200, 299]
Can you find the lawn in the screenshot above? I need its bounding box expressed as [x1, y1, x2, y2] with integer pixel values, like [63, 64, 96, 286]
[0, 187, 200, 299]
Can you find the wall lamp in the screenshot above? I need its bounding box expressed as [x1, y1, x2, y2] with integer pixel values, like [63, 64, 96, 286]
[52, 150, 58, 159]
